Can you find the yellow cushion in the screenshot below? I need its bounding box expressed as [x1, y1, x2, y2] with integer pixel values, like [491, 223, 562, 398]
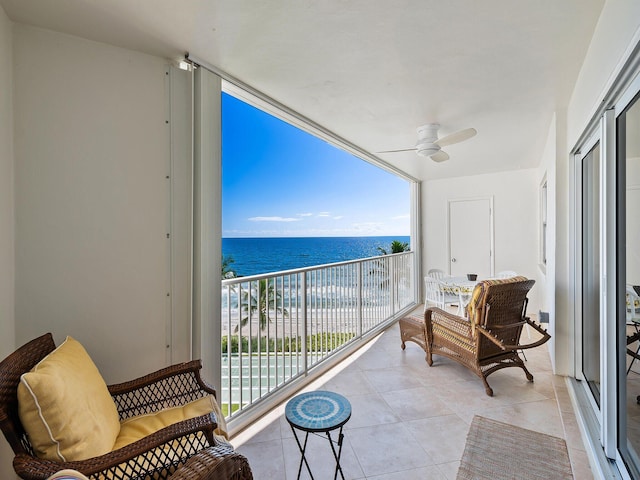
[113, 395, 219, 450]
[110, 396, 228, 479]
[18, 336, 120, 462]
[210, 391, 229, 441]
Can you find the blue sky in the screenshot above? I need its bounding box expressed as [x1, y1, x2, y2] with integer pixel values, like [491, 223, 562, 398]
[222, 93, 410, 238]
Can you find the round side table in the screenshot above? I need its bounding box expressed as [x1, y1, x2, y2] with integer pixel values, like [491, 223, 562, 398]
[285, 390, 352, 480]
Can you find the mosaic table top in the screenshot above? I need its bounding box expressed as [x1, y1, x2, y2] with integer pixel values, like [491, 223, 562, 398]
[285, 390, 351, 432]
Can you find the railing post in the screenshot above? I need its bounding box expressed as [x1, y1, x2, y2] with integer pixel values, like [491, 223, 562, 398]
[390, 255, 396, 313]
[234, 284, 243, 415]
[357, 262, 363, 338]
[301, 271, 308, 374]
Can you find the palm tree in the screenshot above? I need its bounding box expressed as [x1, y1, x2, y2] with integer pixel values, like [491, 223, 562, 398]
[222, 255, 237, 279]
[371, 240, 411, 290]
[237, 279, 288, 332]
[377, 240, 410, 255]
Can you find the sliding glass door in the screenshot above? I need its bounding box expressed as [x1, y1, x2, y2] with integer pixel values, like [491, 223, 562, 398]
[618, 88, 640, 477]
[570, 38, 640, 480]
[581, 142, 602, 406]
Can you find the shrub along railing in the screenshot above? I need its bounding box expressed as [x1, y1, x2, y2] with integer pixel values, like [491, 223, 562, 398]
[220, 251, 415, 420]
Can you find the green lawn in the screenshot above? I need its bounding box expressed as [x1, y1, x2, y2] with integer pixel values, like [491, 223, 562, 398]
[221, 402, 241, 417]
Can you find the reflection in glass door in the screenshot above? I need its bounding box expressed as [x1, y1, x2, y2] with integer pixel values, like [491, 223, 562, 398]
[619, 90, 640, 476]
[582, 142, 601, 405]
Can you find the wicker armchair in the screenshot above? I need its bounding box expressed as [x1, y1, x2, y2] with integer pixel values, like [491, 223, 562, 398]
[169, 443, 252, 480]
[42, 445, 253, 480]
[0, 333, 252, 480]
[400, 277, 551, 396]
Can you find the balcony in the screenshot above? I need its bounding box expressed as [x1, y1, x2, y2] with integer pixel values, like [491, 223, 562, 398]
[219, 256, 592, 478]
[221, 252, 416, 425]
[230, 317, 593, 479]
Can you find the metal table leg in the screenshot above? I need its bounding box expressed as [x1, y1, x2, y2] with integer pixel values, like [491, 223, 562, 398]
[290, 425, 314, 480]
[289, 424, 347, 480]
[327, 426, 345, 480]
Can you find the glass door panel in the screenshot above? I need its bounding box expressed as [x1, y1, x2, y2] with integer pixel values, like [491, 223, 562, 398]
[619, 90, 640, 475]
[582, 142, 601, 405]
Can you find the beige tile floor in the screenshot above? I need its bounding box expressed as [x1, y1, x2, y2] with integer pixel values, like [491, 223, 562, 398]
[231, 319, 593, 479]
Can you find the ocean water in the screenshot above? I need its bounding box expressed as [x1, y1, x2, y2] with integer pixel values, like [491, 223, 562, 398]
[222, 236, 410, 277]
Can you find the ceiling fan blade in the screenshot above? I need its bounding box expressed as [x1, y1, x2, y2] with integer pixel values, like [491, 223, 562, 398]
[376, 148, 416, 154]
[430, 150, 450, 162]
[435, 127, 477, 147]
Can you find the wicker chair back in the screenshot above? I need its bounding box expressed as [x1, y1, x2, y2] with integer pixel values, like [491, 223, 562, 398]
[0, 333, 56, 456]
[475, 279, 535, 360]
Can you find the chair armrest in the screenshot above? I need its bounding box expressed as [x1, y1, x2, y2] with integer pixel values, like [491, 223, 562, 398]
[478, 318, 551, 351]
[498, 318, 552, 351]
[169, 442, 253, 480]
[13, 454, 72, 480]
[108, 360, 215, 395]
[476, 325, 507, 349]
[14, 414, 217, 480]
[109, 360, 217, 420]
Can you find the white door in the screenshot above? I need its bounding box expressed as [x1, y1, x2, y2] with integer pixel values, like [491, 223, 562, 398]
[448, 198, 493, 278]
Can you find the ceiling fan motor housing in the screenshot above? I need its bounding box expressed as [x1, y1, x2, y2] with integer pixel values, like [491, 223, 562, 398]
[415, 124, 441, 157]
[416, 143, 440, 157]
[416, 123, 440, 141]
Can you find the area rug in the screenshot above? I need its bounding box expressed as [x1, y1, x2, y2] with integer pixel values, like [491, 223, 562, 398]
[456, 415, 573, 479]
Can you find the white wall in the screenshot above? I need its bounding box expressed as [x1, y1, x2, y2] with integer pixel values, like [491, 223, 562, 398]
[568, 0, 640, 144]
[13, 25, 171, 383]
[0, 6, 17, 479]
[536, 114, 559, 370]
[556, 0, 640, 377]
[423, 169, 541, 313]
[0, 1, 14, 359]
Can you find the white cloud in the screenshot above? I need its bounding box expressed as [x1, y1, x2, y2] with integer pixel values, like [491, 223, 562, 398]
[318, 212, 331, 217]
[248, 216, 300, 222]
[392, 213, 410, 220]
[333, 216, 344, 220]
[351, 222, 385, 232]
[297, 213, 313, 217]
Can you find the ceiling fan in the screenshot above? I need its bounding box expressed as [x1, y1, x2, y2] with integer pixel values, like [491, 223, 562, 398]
[378, 124, 477, 162]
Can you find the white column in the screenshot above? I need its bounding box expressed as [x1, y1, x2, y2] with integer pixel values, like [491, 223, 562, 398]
[193, 67, 222, 390]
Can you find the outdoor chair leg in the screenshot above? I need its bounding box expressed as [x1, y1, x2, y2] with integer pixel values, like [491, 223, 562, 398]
[481, 376, 493, 397]
[516, 358, 534, 382]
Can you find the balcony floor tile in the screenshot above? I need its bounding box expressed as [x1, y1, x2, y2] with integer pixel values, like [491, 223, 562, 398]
[232, 317, 593, 479]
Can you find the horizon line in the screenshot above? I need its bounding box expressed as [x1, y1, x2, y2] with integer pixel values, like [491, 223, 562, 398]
[222, 234, 410, 239]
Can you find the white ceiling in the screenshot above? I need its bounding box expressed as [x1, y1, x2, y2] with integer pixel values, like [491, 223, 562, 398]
[0, 0, 604, 181]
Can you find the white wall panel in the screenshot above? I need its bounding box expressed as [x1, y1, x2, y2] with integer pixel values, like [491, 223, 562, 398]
[423, 169, 540, 312]
[536, 115, 559, 370]
[562, 0, 640, 380]
[13, 25, 171, 383]
[567, 0, 640, 146]
[0, 5, 14, 358]
[193, 67, 222, 388]
[0, 5, 16, 478]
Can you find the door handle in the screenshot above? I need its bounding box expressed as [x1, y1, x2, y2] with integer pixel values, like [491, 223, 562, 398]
[451, 258, 457, 263]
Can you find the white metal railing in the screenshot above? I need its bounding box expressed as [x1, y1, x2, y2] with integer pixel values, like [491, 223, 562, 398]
[220, 251, 415, 419]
